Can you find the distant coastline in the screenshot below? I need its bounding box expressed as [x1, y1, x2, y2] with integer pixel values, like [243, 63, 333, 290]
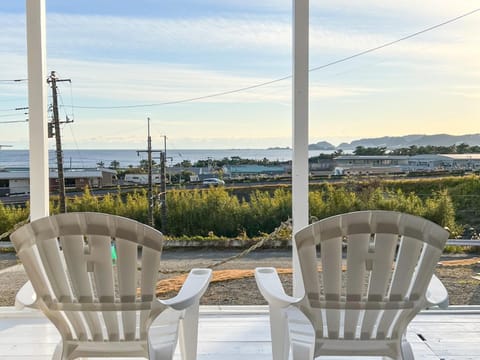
[3, 133, 480, 169]
[0, 148, 334, 169]
[3, 133, 480, 152]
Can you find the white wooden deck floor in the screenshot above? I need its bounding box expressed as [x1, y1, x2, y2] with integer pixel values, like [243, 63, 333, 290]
[0, 306, 479, 360]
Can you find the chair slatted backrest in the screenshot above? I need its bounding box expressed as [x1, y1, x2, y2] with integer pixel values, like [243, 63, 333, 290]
[295, 211, 448, 341]
[11, 212, 164, 342]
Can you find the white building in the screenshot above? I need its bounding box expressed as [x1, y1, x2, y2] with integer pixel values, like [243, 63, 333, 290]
[333, 154, 480, 175]
[333, 155, 409, 175]
[408, 154, 480, 171]
[124, 173, 161, 185]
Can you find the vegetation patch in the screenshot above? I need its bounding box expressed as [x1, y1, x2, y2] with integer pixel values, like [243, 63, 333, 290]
[2, 176, 480, 251]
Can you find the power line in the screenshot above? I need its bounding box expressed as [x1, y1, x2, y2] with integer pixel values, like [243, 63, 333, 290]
[0, 113, 27, 118]
[73, 75, 292, 110]
[0, 119, 28, 124]
[0, 79, 28, 83]
[0, 107, 28, 112]
[68, 7, 480, 110]
[309, 8, 480, 72]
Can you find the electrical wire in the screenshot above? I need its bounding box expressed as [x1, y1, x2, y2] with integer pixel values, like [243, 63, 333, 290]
[0, 113, 27, 118]
[58, 89, 72, 121]
[0, 107, 29, 112]
[68, 7, 480, 110]
[0, 119, 28, 124]
[0, 79, 28, 83]
[309, 8, 480, 73]
[67, 126, 86, 168]
[68, 81, 75, 122]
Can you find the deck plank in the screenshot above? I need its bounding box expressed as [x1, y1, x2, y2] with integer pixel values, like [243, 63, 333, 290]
[0, 307, 479, 359]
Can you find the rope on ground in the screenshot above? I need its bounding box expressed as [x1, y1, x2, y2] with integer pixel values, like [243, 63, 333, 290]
[157, 218, 292, 274]
[0, 218, 29, 242]
[205, 218, 292, 270]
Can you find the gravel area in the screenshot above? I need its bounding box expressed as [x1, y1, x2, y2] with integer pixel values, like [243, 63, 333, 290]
[195, 265, 480, 306]
[1, 251, 479, 306]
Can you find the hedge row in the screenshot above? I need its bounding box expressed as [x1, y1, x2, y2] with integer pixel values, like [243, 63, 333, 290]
[0, 180, 462, 238]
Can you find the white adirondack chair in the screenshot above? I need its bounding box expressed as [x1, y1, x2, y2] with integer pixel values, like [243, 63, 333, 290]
[10, 212, 212, 360]
[255, 211, 449, 360]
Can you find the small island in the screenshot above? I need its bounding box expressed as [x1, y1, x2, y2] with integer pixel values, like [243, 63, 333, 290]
[308, 141, 335, 150]
[267, 146, 291, 150]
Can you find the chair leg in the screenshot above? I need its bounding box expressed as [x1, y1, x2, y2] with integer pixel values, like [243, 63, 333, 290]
[148, 309, 181, 360]
[268, 306, 290, 360]
[52, 341, 77, 360]
[52, 342, 63, 360]
[149, 342, 177, 360]
[382, 336, 415, 360]
[287, 309, 315, 360]
[400, 335, 414, 360]
[291, 341, 314, 360]
[178, 302, 200, 360]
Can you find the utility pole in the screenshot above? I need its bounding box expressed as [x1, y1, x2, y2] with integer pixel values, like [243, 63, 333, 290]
[147, 118, 153, 227]
[160, 135, 167, 234]
[47, 71, 72, 213]
[137, 118, 163, 228]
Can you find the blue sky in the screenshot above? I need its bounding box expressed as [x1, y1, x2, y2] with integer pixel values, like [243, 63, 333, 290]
[0, 1, 479, 150]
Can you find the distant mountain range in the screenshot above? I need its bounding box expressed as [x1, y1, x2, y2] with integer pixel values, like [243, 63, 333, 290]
[309, 134, 480, 150]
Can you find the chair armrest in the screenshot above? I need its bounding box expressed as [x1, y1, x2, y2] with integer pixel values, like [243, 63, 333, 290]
[15, 281, 38, 310]
[159, 268, 212, 311]
[425, 274, 449, 309]
[255, 267, 302, 308]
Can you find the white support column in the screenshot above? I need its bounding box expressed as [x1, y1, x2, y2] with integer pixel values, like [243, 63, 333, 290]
[292, 0, 309, 295]
[26, 0, 49, 220]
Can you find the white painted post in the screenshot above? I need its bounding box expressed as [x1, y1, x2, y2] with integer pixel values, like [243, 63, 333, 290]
[292, 0, 309, 296]
[26, 0, 49, 220]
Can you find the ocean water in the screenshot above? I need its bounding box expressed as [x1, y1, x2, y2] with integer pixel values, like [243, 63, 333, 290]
[0, 149, 333, 169]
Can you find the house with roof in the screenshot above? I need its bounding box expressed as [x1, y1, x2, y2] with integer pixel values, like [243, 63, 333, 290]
[333, 155, 409, 175]
[0, 168, 117, 196]
[222, 164, 286, 179]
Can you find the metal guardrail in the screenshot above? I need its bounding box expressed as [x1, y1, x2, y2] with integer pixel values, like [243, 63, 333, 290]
[1, 239, 479, 250]
[1, 240, 480, 248]
[446, 239, 480, 246]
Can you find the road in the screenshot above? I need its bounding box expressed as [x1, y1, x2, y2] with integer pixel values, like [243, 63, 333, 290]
[158, 248, 293, 272]
[0, 247, 292, 272]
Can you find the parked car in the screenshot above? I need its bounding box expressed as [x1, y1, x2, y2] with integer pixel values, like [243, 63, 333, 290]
[202, 178, 225, 187]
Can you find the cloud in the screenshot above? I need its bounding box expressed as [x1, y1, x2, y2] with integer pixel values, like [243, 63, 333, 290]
[0, 13, 25, 55]
[2, 7, 478, 73]
[43, 13, 292, 59]
[448, 86, 480, 99]
[47, 55, 384, 106]
[1, 3, 479, 149]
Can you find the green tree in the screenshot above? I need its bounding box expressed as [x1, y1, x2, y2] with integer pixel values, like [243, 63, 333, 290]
[180, 160, 192, 167]
[353, 146, 387, 155]
[109, 160, 120, 169]
[139, 159, 156, 171]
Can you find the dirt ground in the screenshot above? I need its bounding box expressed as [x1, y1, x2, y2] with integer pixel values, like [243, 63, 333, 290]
[1, 251, 479, 306]
[160, 263, 480, 306]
